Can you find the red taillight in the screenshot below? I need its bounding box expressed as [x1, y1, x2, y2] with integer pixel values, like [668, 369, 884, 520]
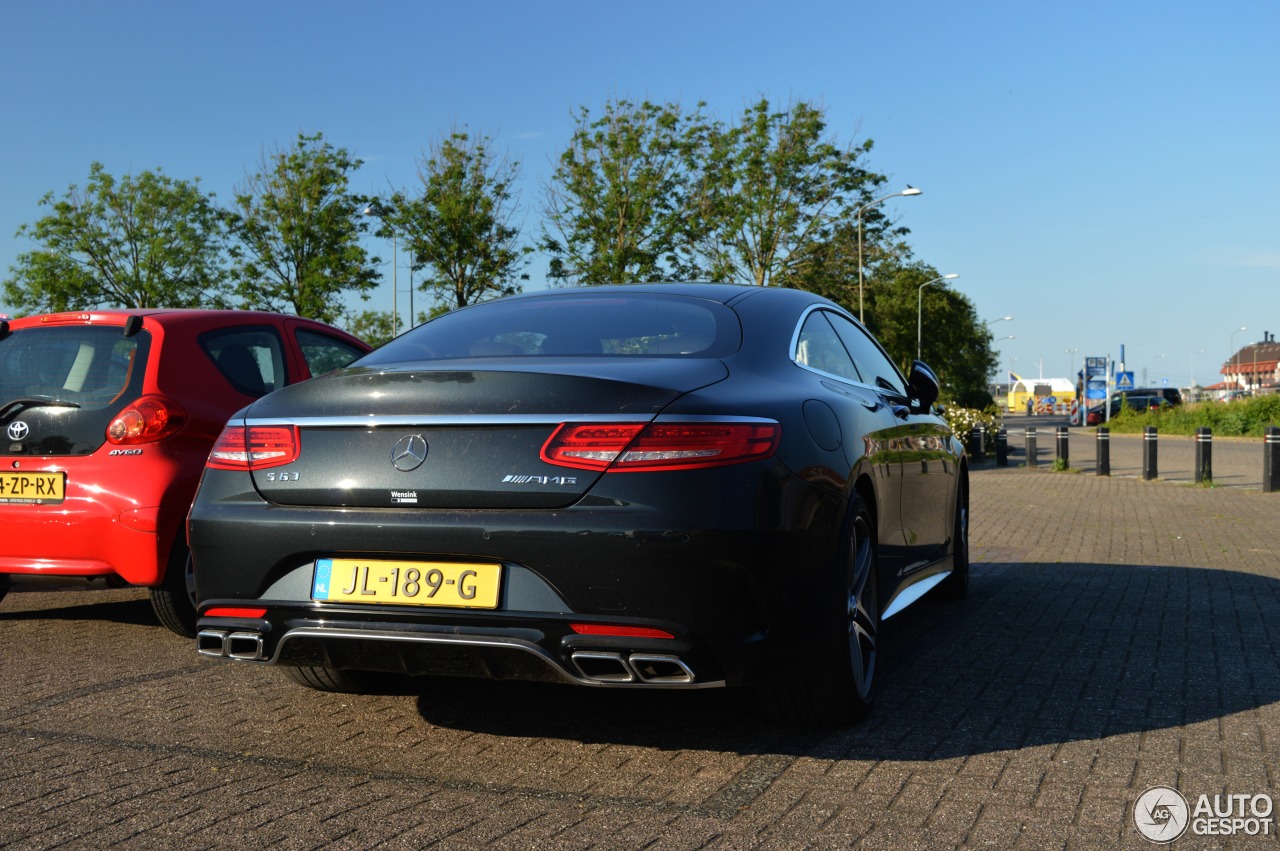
[206, 424, 300, 470]
[106, 395, 186, 444]
[541, 421, 779, 472]
[570, 623, 675, 639]
[203, 607, 267, 619]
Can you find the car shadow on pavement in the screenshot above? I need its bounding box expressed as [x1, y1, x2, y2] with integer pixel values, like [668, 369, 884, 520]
[0, 588, 160, 629]
[414, 562, 1280, 759]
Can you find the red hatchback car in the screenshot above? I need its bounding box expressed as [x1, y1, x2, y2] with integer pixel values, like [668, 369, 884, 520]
[0, 309, 370, 635]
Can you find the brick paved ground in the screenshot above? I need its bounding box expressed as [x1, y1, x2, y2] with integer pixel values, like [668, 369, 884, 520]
[1, 467, 1278, 849]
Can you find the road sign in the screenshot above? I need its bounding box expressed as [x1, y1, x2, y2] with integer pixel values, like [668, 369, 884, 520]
[1086, 357, 1107, 377]
[1116, 371, 1135, 391]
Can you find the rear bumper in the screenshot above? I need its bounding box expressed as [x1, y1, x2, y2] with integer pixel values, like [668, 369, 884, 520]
[189, 462, 845, 689]
[0, 498, 167, 584]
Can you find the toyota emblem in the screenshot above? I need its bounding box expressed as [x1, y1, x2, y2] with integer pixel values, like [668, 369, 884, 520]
[7, 421, 29, 442]
[391, 434, 428, 472]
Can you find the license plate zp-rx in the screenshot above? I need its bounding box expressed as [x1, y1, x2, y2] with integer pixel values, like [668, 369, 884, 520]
[312, 558, 501, 609]
[0, 471, 66, 505]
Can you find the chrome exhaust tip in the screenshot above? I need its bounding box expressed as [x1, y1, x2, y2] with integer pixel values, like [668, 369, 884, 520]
[570, 651, 634, 683]
[227, 631, 265, 661]
[197, 629, 229, 658]
[196, 628, 265, 661]
[629, 654, 695, 684]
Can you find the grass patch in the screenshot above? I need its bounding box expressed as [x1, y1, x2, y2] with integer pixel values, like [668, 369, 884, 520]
[1098, 395, 1280, 436]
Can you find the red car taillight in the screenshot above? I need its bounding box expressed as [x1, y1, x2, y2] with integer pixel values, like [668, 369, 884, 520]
[540, 421, 779, 472]
[106, 395, 187, 444]
[206, 424, 300, 470]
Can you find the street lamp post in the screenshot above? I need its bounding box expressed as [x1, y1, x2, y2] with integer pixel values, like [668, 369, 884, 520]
[856, 186, 922, 323]
[363, 205, 399, 338]
[1230, 325, 1247, 391]
[986, 315, 1013, 326]
[917, 273, 959, 361]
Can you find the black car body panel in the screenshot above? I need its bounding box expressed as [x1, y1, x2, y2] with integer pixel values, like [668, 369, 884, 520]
[189, 284, 967, 718]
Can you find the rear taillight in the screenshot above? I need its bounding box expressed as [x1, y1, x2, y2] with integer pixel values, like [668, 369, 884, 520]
[106, 395, 187, 444]
[206, 424, 300, 470]
[541, 421, 779, 472]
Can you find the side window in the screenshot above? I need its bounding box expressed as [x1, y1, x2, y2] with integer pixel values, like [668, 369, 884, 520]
[827, 312, 908, 396]
[296, 329, 365, 377]
[794, 311, 862, 382]
[199, 328, 287, 398]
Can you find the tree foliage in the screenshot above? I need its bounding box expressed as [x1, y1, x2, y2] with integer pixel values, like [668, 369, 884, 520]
[3, 162, 229, 314]
[695, 98, 886, 288]
[383, 130, 529, 313]
[225, 132, 379, 324]
[342, 308, 396, 349]
[541, 100, 707, 284]
[863, 262, 999, 408]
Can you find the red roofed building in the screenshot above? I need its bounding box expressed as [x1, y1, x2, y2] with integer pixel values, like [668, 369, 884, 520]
[1222, 333, 1280, 394]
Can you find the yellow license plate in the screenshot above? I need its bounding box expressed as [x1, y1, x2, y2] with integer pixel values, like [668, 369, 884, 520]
[312, 558, 501, 609]
[0, 471, 66, 505]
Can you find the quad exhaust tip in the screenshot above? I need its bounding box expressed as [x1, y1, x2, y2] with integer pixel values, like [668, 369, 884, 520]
[197, 629, 265, 661]
[570, 651, 694, 685]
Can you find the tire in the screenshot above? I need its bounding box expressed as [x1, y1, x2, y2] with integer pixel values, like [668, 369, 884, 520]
[150, 540, 198, 637]
[757, 495, 880, 725]
[0, 574, 9, 606]
[937, 483, 969, 601]
[282, 665, 393, 694]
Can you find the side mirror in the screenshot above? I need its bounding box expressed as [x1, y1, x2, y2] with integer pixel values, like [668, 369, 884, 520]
[907, 360, 940, 413]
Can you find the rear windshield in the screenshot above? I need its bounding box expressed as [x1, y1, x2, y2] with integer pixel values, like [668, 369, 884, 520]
[360, 293, 741, 365]
[0, 325, 146, 410]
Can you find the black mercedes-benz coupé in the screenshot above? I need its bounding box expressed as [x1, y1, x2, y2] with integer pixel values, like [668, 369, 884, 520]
[189, 283, 968, 724]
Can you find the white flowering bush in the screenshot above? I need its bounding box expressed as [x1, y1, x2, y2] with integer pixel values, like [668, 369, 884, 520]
[943, 405, 999, 444]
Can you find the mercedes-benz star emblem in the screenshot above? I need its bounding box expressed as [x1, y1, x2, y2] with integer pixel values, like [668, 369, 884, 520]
[391, 434, 428, 472]
[7, 421, 29, 442]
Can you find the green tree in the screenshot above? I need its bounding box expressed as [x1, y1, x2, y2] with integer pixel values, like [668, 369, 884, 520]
[3, 163, 229, 314]
[864, 262, 999, 408]
[695, 98, 887, 288]
[342, 308, 395, 348]
[541, 99, 708, 284]
[383, 130, 529, 313]
[226, 132, 380, 324]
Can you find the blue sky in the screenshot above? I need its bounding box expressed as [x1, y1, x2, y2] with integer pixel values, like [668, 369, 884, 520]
[1, 0, 1276, 389]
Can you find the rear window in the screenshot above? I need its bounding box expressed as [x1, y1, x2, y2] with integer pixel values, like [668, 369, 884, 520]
[0, 325, 146, 410]
[360, 293, 741, 365]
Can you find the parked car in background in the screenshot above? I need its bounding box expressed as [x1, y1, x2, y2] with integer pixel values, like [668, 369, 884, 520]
[0, 310, 370, 635]
[1086, 393, 1170, 425]
[189, 283, 969, 725]
[1137, 386, 1183, 406]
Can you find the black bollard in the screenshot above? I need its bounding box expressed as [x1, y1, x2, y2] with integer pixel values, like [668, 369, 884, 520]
[976, 424, 987, 461]
[1265, 426, 1280, 493]
[1195, 427, 1213, 484]
[1025, 426, 1038, 468]
[1056, 425, 1069, 468]
[1143, 426, 1158, 481]
[996, 427, 1009, 467]
[968, 427, 983, 462]
[1096, 427, 1110, 476]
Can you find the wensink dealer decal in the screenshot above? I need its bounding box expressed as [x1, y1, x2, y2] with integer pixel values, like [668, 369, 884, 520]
[1133, 786, 1275, 843]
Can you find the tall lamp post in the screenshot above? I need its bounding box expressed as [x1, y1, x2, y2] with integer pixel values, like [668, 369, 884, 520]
[363, 206, 398, 338]
[856, 186, 922, 323]
[1230, 325, 1247, 391]
[917, 273, 959, 361]
[986, 315, 1013, 326]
